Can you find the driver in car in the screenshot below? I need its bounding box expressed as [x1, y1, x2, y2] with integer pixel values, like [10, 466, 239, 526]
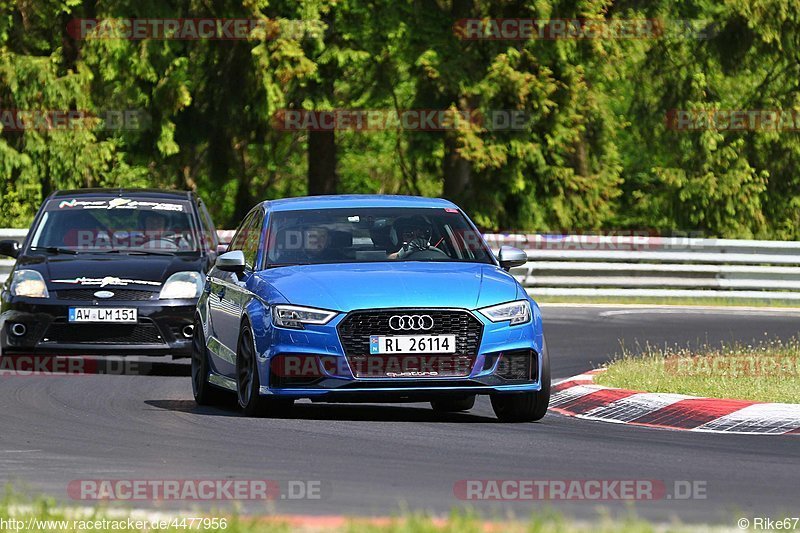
[141, 210, 167, 235]
[138, 211, 184, 250]
[389, 215, 439, 259]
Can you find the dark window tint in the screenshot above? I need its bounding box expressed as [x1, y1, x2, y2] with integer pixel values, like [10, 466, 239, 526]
[31, 197, 199, 253]
[265, 207, 493, 267]
[241, 210, 264, 270]
[197, 201, 219, 251]
[228, 212, 253, 254]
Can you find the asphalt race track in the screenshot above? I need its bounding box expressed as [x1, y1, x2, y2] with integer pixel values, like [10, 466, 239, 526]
[1, 305, 799, 525]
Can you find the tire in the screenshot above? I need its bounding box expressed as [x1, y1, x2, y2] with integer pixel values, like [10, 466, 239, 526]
[431, 395, 476, 412]
[490, 339, 551, 423]
[191, 318, 228, 406]
[236, 323, 294, 417]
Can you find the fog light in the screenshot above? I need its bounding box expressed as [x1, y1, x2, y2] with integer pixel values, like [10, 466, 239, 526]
[182, 324, 195, 339]
[495, 349, 536, 381]
[9, 323, 27, 337]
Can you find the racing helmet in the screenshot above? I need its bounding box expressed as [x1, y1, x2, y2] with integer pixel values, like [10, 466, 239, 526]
[390, 215, 432, 247]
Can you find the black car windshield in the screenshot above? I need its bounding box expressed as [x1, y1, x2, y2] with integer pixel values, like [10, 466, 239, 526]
[29, 196, 200, 253]
[265, 207, 494, 266]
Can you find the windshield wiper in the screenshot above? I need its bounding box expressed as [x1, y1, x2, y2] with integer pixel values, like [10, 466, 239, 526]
[29, 246, 78, 255]
[100, 249, 176, 256]
[265, 262, 306, 268]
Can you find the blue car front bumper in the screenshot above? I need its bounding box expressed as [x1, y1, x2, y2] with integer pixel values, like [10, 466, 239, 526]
[252, 307, 543, 400]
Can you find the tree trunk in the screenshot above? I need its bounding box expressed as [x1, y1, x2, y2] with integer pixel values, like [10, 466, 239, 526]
[441, 0, 473, 206]
[308, 130, 337, 195]
[442, 132, 471, 207]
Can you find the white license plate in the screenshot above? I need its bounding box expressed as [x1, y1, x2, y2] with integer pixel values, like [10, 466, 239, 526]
[370, 335, 456, 354]
[68, 307, 138, 323]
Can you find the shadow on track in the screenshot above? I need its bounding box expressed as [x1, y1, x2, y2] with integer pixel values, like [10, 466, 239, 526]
[144, 398, 498, 423]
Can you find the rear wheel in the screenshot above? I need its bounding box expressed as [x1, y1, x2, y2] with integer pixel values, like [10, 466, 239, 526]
[490, 339, 551, 422]
[431, 395, 476, 412]
[236, 323, 294, 417]
[191, 318, 227, 406]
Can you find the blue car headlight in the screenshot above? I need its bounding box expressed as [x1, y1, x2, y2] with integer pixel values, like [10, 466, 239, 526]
[273, 304, 338, 330]
[478, 300, 531, 326]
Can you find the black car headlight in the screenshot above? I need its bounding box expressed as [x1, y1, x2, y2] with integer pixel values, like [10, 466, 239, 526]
[10, 270, 50, 298]
[272, 304, 338, 329]
[478, 300, 531, 326]
[159, 271, 204, 299]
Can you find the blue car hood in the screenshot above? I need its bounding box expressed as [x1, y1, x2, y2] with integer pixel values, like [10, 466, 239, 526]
[255, 262, 521, 312]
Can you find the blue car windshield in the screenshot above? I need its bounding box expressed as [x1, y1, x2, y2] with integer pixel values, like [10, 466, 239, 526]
[265, 207, 494, 266]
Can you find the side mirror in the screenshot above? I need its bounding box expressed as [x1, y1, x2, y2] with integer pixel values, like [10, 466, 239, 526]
[0, 240, 20, 258]
[215, 250, 246, 275]
[497, 246, 528, 271]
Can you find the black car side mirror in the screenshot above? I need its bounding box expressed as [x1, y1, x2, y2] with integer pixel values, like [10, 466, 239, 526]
[497, 246, 528, 271]
[0, 240, 20, 258]
[216, 250, 246, 275]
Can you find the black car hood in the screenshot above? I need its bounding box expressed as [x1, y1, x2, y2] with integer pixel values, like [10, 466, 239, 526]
[15, 253, 205, 290]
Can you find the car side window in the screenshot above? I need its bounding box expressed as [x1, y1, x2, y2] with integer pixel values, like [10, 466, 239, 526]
[197, 201, 219, 251]
[241, 210, 264, 271]
[228, 212, 253, 254]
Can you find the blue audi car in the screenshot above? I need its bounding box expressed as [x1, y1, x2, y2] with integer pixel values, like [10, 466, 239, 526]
[192, 195, 549, 422]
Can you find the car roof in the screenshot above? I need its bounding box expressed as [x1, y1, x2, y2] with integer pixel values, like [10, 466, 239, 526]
[263, 195, 458, 212]
[49, 188, 194, 200]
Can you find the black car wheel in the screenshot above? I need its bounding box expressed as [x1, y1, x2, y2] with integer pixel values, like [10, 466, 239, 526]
[236, 323, 294, 417]
[490, 338, 551, 423]
[191, 318, 227, 406]
[431, 395, 476, 412]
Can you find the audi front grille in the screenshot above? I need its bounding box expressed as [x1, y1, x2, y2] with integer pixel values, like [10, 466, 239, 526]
[336, 309, 483, 378]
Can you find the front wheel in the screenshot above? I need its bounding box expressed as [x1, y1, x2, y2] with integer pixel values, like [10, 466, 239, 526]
[191, 318, 228, 406]
[236, 323, 294, 417]
[490, 339, 551, 422]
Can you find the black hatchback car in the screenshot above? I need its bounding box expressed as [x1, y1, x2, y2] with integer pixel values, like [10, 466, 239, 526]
[0, 189, 219, 357]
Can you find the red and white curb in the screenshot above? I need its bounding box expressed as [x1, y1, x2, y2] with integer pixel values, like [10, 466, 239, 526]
[551, 370, 800, 435]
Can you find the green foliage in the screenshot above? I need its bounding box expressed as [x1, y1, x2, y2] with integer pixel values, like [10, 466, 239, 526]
[1, 0, 799, 237]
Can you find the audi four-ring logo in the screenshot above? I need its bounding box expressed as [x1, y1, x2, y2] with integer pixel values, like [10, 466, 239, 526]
[388, 314, 434, 331]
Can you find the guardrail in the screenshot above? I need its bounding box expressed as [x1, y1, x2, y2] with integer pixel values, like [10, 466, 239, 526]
[483, 234, 800, 300]
[3, 229, 800, 300]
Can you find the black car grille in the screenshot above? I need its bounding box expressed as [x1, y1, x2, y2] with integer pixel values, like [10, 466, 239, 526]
[337, 309, 483, 378]
[40, 321, 165, 345]
[57, 289, 157, 301]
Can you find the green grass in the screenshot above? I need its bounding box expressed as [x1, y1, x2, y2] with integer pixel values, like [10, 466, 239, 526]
[0, 491, 725, 533]
[533, 295, 800, 308]
[595, 337, 800, 403]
